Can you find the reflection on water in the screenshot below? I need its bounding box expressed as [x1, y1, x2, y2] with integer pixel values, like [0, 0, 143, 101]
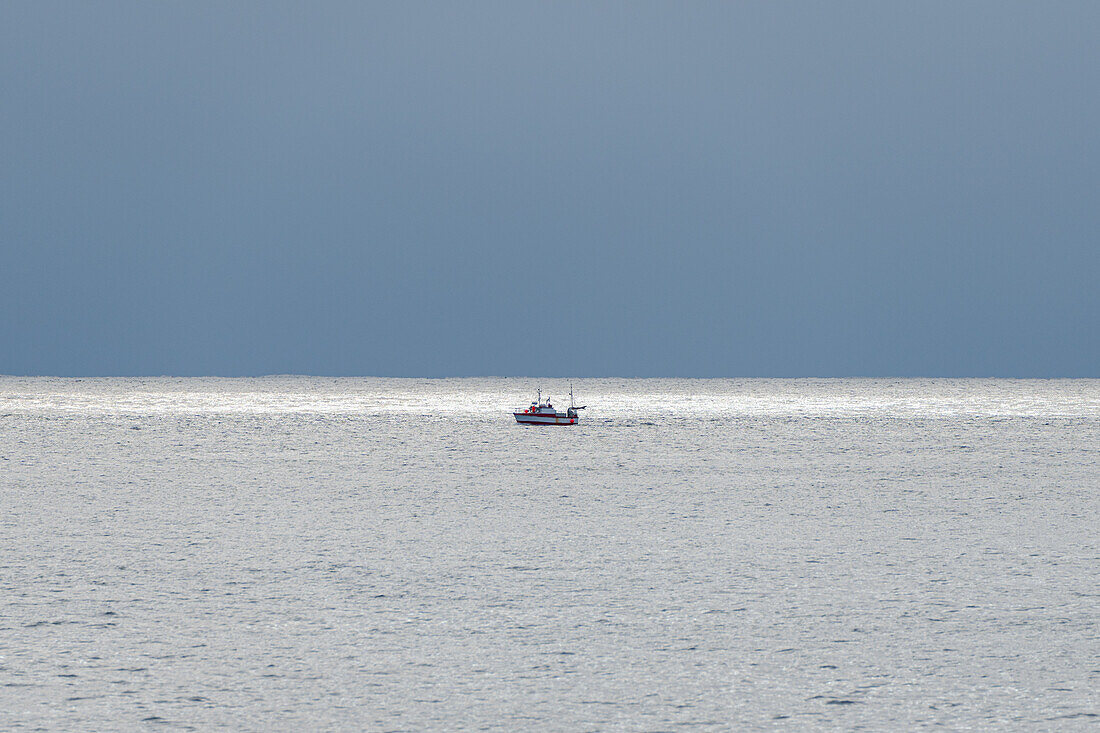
[1, 378, 1098, 730]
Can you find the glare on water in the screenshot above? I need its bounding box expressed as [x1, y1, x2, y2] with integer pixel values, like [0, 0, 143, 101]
[1, 378, 1097, 730]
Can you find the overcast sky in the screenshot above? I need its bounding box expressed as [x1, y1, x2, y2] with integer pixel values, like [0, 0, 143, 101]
[2, 2, 1097, 376]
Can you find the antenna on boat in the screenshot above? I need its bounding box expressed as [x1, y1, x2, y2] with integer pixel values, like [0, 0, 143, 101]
[570, 382, 585, 411]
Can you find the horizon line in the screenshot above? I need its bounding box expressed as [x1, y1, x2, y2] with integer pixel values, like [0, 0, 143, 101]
[1, 374, 1097, 381]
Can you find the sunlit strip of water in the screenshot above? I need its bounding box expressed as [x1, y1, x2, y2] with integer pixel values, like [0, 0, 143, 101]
[1, 377, 1096, 418]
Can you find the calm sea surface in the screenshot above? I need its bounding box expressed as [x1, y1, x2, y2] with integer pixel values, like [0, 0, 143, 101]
[1, 378, 1098, 731]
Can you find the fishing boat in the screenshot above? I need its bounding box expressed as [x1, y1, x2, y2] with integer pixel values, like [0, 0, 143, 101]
[514, 387, 586, 426]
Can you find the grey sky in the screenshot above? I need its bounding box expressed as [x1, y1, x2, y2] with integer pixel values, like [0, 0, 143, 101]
[2, 2, 1097, 376]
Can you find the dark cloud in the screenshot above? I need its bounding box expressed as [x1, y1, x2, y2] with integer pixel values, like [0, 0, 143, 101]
[2, 1, 1097, 376]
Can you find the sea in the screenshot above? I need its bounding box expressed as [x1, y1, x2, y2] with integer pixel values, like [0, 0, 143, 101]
[1, 377, 1097, 731]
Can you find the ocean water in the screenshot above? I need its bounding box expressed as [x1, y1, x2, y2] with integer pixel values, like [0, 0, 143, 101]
[1, 377, 1097, 731]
